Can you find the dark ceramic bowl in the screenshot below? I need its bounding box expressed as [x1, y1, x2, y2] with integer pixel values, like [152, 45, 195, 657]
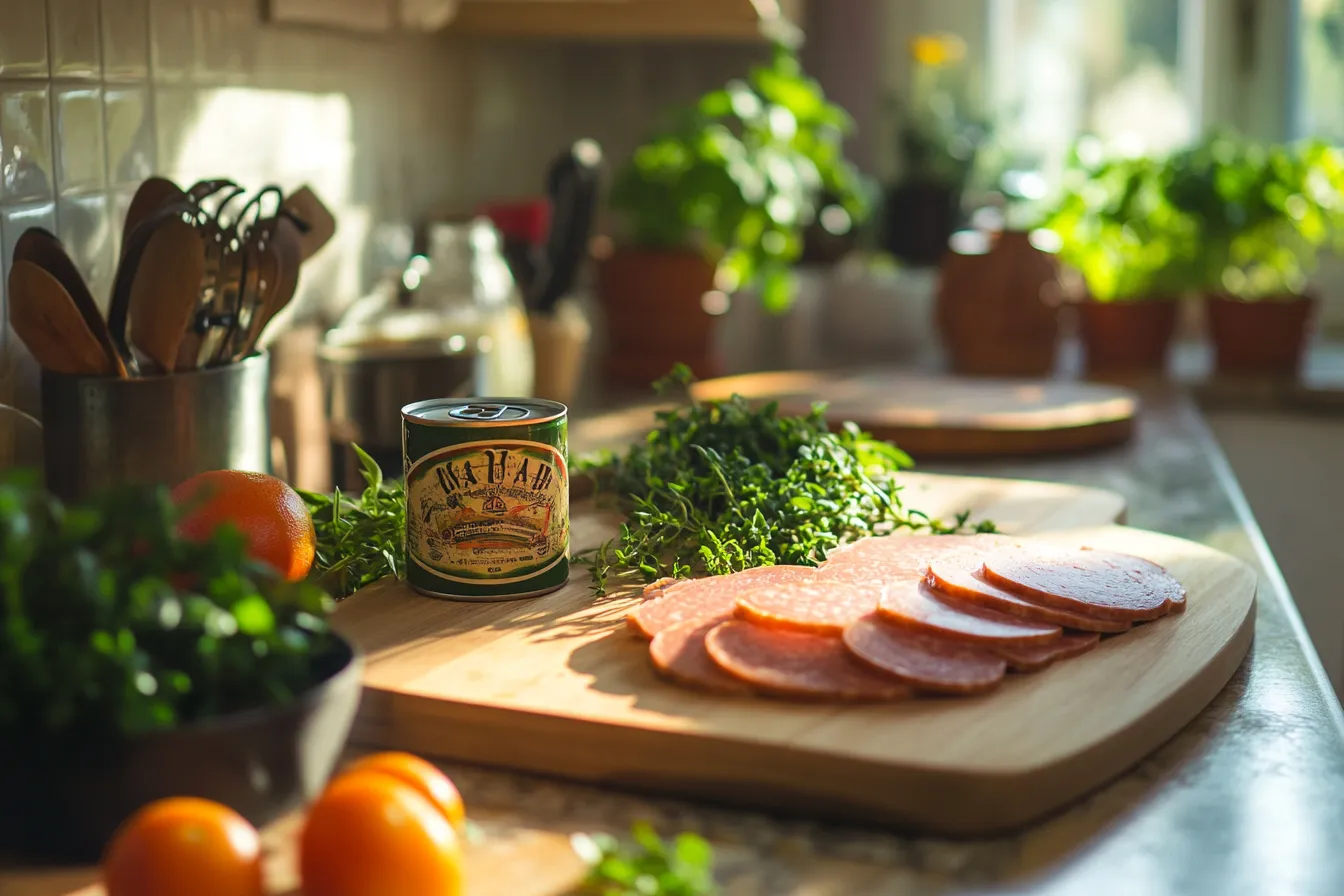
[0, 635, 363, 864]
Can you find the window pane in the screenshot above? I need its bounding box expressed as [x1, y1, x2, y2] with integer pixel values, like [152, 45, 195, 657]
[1298, 0, 1344, 140]
[988, 0, 1195, 183]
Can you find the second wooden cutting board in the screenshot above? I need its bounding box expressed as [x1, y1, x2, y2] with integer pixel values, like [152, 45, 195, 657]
[328, 472, 1254, 835]
[687, 370, 1140, 458]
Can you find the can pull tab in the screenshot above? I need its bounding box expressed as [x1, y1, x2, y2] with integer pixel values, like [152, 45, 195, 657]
[447, 403, 529, 421]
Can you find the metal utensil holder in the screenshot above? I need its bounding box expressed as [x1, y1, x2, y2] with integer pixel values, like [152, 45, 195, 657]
[40, 352, 272, 503]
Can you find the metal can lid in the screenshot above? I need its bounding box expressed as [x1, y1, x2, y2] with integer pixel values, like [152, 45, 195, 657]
[402, 397, 567, 427]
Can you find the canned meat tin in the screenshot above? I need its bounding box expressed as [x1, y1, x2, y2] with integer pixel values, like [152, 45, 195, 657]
[402, 398, 569, 600]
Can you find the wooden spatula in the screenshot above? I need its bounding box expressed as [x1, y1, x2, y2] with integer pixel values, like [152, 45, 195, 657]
[281, 185, 336, 261]
[246, 213, 305, 353]
[13, 228, 128, 378]
[7, 260, 116, 376]
[120, 176, 186, 254]
[128, 216, 207, 374]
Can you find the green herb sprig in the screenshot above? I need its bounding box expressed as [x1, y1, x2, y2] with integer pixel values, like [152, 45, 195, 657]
[300, 445, 405, 599]
[0, 470, 336, 738]
[572, 823, 717, 896]
[577, 366, 994, 594]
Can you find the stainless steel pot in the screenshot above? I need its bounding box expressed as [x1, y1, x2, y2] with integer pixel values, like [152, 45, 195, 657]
[318, 336, 476, 489]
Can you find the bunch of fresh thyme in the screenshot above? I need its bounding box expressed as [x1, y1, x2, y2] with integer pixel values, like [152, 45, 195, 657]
[576, 366, 995, 594]
[299, 444, 405, 599]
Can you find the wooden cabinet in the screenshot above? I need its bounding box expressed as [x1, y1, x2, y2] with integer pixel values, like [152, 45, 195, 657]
[267, 0, 802, 41]
[444, 0, 804, 41]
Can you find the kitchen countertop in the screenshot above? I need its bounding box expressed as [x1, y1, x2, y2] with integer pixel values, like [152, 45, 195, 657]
[7, 382, 1342, 895]
[424, 384, 1344, 895]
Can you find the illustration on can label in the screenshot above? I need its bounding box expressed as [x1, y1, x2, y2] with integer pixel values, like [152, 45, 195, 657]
[406, 439, 569, 585]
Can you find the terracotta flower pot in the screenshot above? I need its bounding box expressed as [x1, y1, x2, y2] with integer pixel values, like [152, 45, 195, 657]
[1205, 293, 1316, 376]
[935, 230, 1061, 376]
[595, 248, 721, 390]
[1078, 298, 1179, 376]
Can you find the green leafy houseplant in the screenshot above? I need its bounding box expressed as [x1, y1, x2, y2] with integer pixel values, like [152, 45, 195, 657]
[1042, 146, 1200, 303]
[0, 470, 337, 738]
[609, 43, 875, 312]
[1163, 132, 1344, 300]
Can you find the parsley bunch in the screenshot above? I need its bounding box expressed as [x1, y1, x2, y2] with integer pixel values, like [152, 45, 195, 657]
[577, 366, 994, 594]
[0, 470, 336, 737]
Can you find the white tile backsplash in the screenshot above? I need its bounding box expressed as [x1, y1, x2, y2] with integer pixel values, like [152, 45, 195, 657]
[56, 191, 115, 305]
[49, 0, 105, 79]
[0, 0, 764, 415]
[101, 0, 151, 80]
[53, 85, 108, 193]
[104, 85, 155, 187]
[0, 0, 51, 79]
[0, 84, 55, 203]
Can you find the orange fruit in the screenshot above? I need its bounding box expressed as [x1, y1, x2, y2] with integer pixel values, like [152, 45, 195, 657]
[343, 752, 466, 834]
[172, 470, 315, 582]
[300, 771, 464, 896]
[102, 797, 264, 896]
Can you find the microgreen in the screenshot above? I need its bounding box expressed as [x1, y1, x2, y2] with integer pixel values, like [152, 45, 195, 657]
[575, 365, 995, 594]
[572, 823, 717, 896]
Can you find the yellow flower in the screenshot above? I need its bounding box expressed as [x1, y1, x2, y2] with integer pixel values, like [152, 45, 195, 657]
[909, 33, 967, 68]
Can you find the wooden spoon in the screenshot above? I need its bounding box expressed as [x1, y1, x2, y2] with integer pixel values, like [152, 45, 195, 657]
[7, 260, 115, 376]
[128, 216, 207, 374]
[241, 213, 305, 355]
[120, 176, 186, 254]
[109, 203, 197, 376]
[13, 228, 128, 378]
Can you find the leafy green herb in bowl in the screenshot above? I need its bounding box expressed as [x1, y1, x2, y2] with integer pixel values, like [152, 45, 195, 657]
[576, 366, 995, 594]
[0, 469, 361, 861]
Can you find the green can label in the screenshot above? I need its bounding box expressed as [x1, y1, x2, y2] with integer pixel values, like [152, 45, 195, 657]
[406, 439, 569, 585]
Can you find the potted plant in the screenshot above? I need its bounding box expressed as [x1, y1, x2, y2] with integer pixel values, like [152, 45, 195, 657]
[884, 32, 992, 266]
[1042, 146, 1200, 376]
[599, 42, 873, 389]
[0, 471, 361, 861]
[1165, 133, 1344, 375]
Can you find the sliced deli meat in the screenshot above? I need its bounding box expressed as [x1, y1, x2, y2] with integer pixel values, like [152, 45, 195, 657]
[925, 554, 1132, 634]
[842, 615, 1007, 695]
[735, 580, 882, 635]
[981, 546, 1186, 622]
[704, 620, 912, 701]
[876, 576, 1062, 646]
[649, 619, 754, 695]
[628, 565, 818, 639]
[992, 632, 1102, 673]
[823, 532, 1018, 573]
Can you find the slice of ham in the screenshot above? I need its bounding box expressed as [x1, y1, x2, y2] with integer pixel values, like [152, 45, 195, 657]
[823, 532, 1018, 573]
[981, 546, 1186, 622]
[649, 619, 754, 694]
[992, 631, 1103, 672]
[876, 576, 1062, 646]
[735, 580, 882, 635]
[627, 565, 818, 639]
[704, 620, 912, 701]
[842, 615, 1006, 695]
[925, 553, 1132, 634]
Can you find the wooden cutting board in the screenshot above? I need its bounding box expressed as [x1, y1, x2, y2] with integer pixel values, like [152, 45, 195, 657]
[328, 474, 1256, 836]
[686, 371, 1140, 457]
